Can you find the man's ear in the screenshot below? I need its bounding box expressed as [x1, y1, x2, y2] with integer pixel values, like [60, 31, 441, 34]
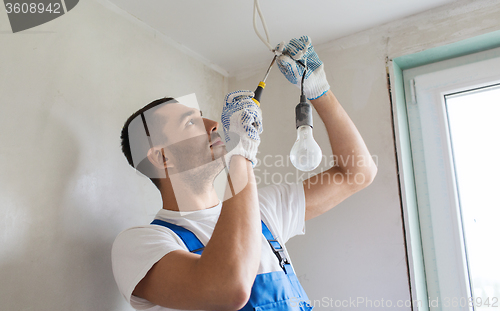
[147, 147, 174, 169]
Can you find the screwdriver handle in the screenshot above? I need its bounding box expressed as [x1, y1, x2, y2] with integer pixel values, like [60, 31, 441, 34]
[252, 81, 266, 107]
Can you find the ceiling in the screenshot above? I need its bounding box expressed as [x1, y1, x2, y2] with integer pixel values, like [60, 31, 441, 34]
[106, 0, 459, 76]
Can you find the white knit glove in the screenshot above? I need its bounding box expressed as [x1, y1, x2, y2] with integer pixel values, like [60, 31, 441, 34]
[221, 90, 263, 167]
[275, 36, 330, 100]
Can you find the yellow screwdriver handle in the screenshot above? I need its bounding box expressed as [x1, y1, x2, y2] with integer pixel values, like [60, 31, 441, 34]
[252, 81, 266, 107]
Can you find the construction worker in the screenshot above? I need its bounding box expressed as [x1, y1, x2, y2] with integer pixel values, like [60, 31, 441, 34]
[112, 36, 377, 310]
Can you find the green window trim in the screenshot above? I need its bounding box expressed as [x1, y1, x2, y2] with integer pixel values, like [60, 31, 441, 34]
[388, 29, 500, 311]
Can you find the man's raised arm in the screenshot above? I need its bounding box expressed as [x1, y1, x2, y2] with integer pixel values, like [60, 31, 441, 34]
[304, 90, 377, 220]
[275, 36, 377, 221]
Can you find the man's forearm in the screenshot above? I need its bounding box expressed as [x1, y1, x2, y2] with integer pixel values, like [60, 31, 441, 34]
[196, 155, 261, 308]
[310, 90, 377, 183]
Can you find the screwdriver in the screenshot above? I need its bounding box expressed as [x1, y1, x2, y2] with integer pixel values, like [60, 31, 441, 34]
[252, 55, 277, 107]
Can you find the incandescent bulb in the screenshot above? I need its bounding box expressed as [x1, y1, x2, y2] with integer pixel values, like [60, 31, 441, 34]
[290, 125, 322, 171]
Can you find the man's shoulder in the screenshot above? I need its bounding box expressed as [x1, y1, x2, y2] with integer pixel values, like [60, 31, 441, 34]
[112, 223, 180, 251]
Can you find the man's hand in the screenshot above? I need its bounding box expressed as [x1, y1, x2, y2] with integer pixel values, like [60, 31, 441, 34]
[275, 35, 330, 100]
[221, 90, 263, 167]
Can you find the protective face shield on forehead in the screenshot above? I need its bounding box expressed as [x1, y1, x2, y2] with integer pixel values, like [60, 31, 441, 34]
[128, 93, 201, 179]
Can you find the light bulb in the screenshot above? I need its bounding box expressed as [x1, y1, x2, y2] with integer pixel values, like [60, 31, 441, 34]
[290, 125, 322, 171]
[290, 97, 322, 171]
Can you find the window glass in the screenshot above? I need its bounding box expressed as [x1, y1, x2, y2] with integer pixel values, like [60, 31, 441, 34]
[446, 85, 500, 309]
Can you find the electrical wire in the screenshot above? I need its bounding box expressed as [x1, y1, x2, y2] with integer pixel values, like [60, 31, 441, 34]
[298, 59, 308, 97]
[253, 0, 274, 51]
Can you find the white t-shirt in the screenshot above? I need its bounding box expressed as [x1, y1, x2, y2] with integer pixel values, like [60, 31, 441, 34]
[111, 183, 306, 311]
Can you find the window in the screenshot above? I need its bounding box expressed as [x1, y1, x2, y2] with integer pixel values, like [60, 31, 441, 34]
[391, 43, 500, 311]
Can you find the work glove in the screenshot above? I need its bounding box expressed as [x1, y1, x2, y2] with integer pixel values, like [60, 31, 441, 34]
[221, 90, 263, 167]
[275, 35, 330, 100]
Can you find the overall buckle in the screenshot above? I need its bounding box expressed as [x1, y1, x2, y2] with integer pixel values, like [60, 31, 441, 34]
[267, 239, 291, 272]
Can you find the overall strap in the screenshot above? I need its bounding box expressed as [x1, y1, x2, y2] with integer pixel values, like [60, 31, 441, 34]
[261, 221, 293, 274]
[151, 219, 293, 274]
[150, 219, 205, 255]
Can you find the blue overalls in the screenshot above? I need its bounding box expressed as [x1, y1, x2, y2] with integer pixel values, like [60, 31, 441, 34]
[151, 219, 313, 311]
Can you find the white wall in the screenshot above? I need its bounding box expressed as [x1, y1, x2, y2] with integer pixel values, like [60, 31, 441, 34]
[0, 1, 226, 310]
[229, 0, 500, 309]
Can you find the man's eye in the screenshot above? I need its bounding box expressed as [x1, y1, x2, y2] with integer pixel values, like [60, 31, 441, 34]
[186, 119, 195, 126]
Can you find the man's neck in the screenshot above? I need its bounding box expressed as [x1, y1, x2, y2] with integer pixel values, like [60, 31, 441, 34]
[159, 175, 220, 212]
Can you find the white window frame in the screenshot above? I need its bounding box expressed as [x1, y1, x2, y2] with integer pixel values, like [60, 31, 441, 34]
[400, 47, 500, 311]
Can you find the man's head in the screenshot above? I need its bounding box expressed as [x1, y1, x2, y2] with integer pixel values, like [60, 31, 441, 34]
[120, 96, 226, 190]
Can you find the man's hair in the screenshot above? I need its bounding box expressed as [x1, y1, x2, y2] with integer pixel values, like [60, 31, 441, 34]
[120, 97, 176, 189]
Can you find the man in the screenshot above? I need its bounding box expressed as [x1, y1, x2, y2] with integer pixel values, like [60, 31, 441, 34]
[112, 36, 377, 311]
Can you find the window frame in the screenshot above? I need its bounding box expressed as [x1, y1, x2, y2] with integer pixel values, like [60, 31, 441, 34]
[388, 31, 500, 311]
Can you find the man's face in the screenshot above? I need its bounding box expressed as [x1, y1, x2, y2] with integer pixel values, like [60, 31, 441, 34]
[153, 103, 226, 173]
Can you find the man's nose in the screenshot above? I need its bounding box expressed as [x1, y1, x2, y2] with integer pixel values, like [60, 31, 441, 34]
[203, 118, 219, 134]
